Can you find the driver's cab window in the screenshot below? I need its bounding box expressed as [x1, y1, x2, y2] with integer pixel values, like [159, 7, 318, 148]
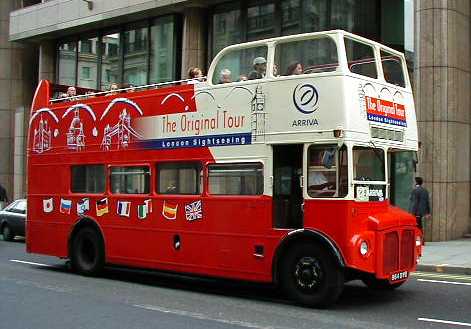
[275, 36, 338, 76]
[212, 45, 268, 84]
[307, 145, 347, 198]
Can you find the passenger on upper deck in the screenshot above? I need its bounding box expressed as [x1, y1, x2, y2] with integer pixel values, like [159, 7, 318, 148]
[248, 57, 267, 80]
[285, 62, 303, 75]
[219, 69, 232, 84]
[187, 67, 204, 84]
[59, 86, 77, 101]
[106, 83, 119, 96]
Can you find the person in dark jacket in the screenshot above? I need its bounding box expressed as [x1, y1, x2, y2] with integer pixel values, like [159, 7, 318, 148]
[409, 177, 431, 232]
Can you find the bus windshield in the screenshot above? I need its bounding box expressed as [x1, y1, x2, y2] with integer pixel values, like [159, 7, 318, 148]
[353, 146, 385, 182]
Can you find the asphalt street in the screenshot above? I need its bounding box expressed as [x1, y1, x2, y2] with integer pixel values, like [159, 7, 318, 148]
[1, 238, 470, 329]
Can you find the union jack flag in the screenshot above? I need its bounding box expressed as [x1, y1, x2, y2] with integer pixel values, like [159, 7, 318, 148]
[185, 200, 203, 221]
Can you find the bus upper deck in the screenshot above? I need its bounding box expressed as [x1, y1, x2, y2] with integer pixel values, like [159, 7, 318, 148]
[30, 30, 417, 157]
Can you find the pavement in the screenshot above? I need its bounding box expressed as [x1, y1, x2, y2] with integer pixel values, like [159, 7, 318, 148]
[417, 238, 471, 275]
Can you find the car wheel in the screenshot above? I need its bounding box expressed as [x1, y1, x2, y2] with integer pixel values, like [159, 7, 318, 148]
[70, 227, 105, 276]
[280, 243, 344, 308]
[362, 277, 405, 290]
[2, 224, 14, 241]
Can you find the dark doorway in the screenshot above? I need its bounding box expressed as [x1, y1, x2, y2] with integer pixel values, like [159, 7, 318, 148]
[272, 144, 303, 229]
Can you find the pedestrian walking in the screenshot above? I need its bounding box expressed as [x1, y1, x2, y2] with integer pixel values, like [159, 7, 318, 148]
[0, 182, 8, 210]
[409, 177, 431, 233]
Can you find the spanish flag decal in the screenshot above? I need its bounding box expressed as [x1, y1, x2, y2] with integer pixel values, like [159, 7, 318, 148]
[162, 201, 178, 220]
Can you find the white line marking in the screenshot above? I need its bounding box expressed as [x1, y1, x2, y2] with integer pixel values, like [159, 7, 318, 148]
[418, 318, 471, 327]
[9, 259, 55, 268]
[134, 304, 290, 329]
[417, 279, 471, 286]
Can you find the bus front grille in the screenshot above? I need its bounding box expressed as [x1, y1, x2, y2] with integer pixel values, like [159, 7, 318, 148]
[400, 230, 415, 269]
[383, 231, 399, 274]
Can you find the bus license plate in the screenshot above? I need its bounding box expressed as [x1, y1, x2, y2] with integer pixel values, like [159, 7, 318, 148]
[391, 271, 408, 282]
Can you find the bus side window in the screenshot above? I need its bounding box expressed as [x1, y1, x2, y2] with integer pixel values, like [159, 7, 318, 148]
[380, 50, 406, 88]
[157, 162, 201, 195]
[110, 166, 150, 194]
[208, 163, 263, 195]
[71, 164, 106, 193]
[344, 38, 377, 79]
[212, 45, 268, 84]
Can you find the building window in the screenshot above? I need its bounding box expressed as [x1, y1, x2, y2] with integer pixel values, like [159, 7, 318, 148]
[158, 163, 201, 195]
[78, 37, 98, 89]
[101, 32, 121, 91]
[57, 42, 77, 86]
[110, 166, 150, 194]
[208, 163, 264, 195]
[56, 15, 180, 91]
[124, 26, 148, 86]
[212, 3, 242, 56]
[210, 0, 385, 59]
[71, 165, 105, 193]
[150, 16, 177, 84]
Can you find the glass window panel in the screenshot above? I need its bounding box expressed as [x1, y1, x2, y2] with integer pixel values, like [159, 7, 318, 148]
[302, 0, 328, 32]
[308, 145, 348, 198]
[353, 147, 385, 181]
[124, 27, 148, 87]
[77, 37, 98, 89]
[58, 41, 77, 86]
[380, 50, 406, 87]
[247, 2, 275, 41]
[281, 0, 300, 36]
[110, 166, 150, 194]
[345, 38, 377, 79]
[208, 163, 263, 195]
[275, 36, 338, 76]
[101, 32, 121, 90]
[212, 45, 268, 84]
[212, 6, 242, 56]
[158, 163, 201, 195]
[71, 165, 105, 193]
[150, 16, 176, 84]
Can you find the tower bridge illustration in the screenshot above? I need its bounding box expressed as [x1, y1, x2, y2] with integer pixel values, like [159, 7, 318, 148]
[33, 115, 52, 153]
[101, 108, 143, 150]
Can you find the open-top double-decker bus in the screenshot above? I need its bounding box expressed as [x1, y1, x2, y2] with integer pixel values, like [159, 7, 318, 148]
[27, 30, 421, 307]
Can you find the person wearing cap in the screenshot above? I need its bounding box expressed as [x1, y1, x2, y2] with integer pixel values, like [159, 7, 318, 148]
[248, 57, 267, 80]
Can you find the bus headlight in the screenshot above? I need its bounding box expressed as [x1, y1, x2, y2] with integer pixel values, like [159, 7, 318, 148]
[360, 241, 369, 256]
[416, 236, 422, 246]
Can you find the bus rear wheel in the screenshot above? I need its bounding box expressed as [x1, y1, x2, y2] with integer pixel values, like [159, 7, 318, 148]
[70, 227, 104, 276]
[280, 243, 344, 308]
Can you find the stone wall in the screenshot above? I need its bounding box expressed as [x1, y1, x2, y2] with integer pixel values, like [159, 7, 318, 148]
[415, 0, 471, 240]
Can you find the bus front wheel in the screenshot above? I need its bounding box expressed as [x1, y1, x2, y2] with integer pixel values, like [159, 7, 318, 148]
[70, 226, 105, 276]
[280, 243, 344, 307]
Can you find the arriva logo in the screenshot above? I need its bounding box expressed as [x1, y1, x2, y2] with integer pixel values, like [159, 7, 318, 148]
[292, 83, 319, 114]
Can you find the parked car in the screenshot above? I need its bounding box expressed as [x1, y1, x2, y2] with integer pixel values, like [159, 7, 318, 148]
[0, 199, 26, 241]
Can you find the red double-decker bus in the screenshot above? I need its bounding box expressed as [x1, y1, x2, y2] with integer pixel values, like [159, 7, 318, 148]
[27, 31, 421, 307]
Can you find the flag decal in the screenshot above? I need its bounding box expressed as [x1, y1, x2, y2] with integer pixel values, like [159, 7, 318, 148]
[162, 201, 178, 220]
[96, 198, 109, 217]
[185, 200, 203, 221]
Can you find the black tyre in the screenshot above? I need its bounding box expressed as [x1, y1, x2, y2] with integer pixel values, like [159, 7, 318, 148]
[70, 227, 105, 276]
[280, 243, 344, 307]
[362, 277, 405, 290]
[2, 224, 14, 241]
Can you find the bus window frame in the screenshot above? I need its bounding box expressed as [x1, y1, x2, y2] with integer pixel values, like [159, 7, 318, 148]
[156, 161, 203, 196]
[273, 34, 340, 78]
[303, 143, 350, 200]
[108, 164, 152, 196]
[207, 161, 265, 197]
[70, 163, 107, 195]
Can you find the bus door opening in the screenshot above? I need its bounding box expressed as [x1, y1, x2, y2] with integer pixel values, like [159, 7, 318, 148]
[272, 144, 303, 229]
